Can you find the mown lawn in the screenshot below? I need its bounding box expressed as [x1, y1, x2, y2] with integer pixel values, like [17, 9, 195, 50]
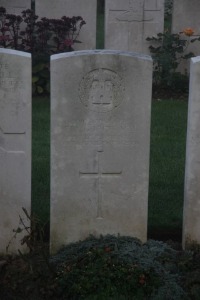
[32, 97, 50, 225]
[148, 99, 188, 240]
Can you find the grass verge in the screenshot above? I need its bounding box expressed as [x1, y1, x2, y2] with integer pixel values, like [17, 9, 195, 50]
[148, 99, 188, 240]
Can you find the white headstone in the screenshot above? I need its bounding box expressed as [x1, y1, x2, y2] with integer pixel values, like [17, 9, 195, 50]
[0, 0, 31, 15]
[183, 56, 200, 248]
[35, 0, 97, 50]
[51, 49, 152, 254]
[105, 0, 164, 54]
[0, 49, 31, 254]
[172, 0, 200, 73]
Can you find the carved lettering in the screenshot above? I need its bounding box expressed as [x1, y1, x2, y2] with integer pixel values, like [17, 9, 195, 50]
[61, 120, 135, 145]
[0, 78, 23, 89]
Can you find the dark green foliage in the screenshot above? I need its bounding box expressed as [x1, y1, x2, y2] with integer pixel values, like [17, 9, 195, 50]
[147, 31, 198, 94]
[32, 56, 50, 95]
[164, 0, 173, 17]
[50, 235, 186, 299]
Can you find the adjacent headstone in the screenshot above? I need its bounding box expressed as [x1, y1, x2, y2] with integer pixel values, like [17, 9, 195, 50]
[0, 0, 31, 38]
[0, 0, 31, 15]
[105, 0, 164, 54]
[183, 56, 200, 248]
[172, 0, 200, 73]
[51, 49, 152, 254]
[0, 49, 31, 254]
[35, 0, 97, 50]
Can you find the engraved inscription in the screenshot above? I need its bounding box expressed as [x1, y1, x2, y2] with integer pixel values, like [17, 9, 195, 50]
[60, 120, 136, 145]
[0, 62, 24, 116]
[79, 68, 125, 112]
[0, 78, 23, 90]
[0, 63, 23, 91]
[109, 0, 160, 23]
[0, 61, 27, 133]
[79, 151, 122, 218]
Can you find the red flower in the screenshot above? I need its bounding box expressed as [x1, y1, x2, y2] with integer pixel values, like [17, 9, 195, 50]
[139, 274, 146, 285]
[64, 39, 73, 46]
[0, 35, 10, 41]
[104, 246, 112, 253]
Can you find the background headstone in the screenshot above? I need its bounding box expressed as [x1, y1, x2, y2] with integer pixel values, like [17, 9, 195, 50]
[0, 49, 31, 254]
[183, 56, 200, 248]
[0, 0, 31, 15]
[105, 0, 164, 54]
[172, 0, 200, 73]
[0, 0, 31, 37]
[51, 49, 152, 254]
[35, 0, 97, 50]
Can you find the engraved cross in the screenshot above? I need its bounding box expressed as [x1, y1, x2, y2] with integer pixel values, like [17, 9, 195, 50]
[79, 150, 122, 219]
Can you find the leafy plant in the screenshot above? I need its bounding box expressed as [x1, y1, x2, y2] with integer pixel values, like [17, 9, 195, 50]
[147, 29, 200, 94]
[165, 0, 173, 17]
[3, 233, 200, 299]
[32, 56, 50, 95]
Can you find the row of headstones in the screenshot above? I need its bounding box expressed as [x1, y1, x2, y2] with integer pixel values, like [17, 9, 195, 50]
[0, 47, 200, 255]
[1, 0, 200, 58]
[0, 0, 200, 254]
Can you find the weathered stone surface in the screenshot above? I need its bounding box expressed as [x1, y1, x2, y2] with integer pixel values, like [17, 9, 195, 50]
[35, 0, 97, 50]
[105, 0, 164, 54]
[183, 57, 200, 248]
[0, 49, 31, 254]
[0, 0, 31, 14]
[0, 0, 31, 36]
[51, 50, 152, 254]
[172, 0, 200, 73]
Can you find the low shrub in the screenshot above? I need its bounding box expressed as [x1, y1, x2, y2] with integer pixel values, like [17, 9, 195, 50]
[50, 235, 186, 299]
[3, 232, 200, 299]
[147, 29, 200, 96]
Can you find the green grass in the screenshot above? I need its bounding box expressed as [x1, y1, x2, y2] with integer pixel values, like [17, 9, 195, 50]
[32, 97, 188, 239]
[32, 96, 50, 225]
[148, 99, 188, 239]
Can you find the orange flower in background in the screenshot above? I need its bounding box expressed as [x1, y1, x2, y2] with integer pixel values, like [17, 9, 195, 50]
[182, 28, 194, 36]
